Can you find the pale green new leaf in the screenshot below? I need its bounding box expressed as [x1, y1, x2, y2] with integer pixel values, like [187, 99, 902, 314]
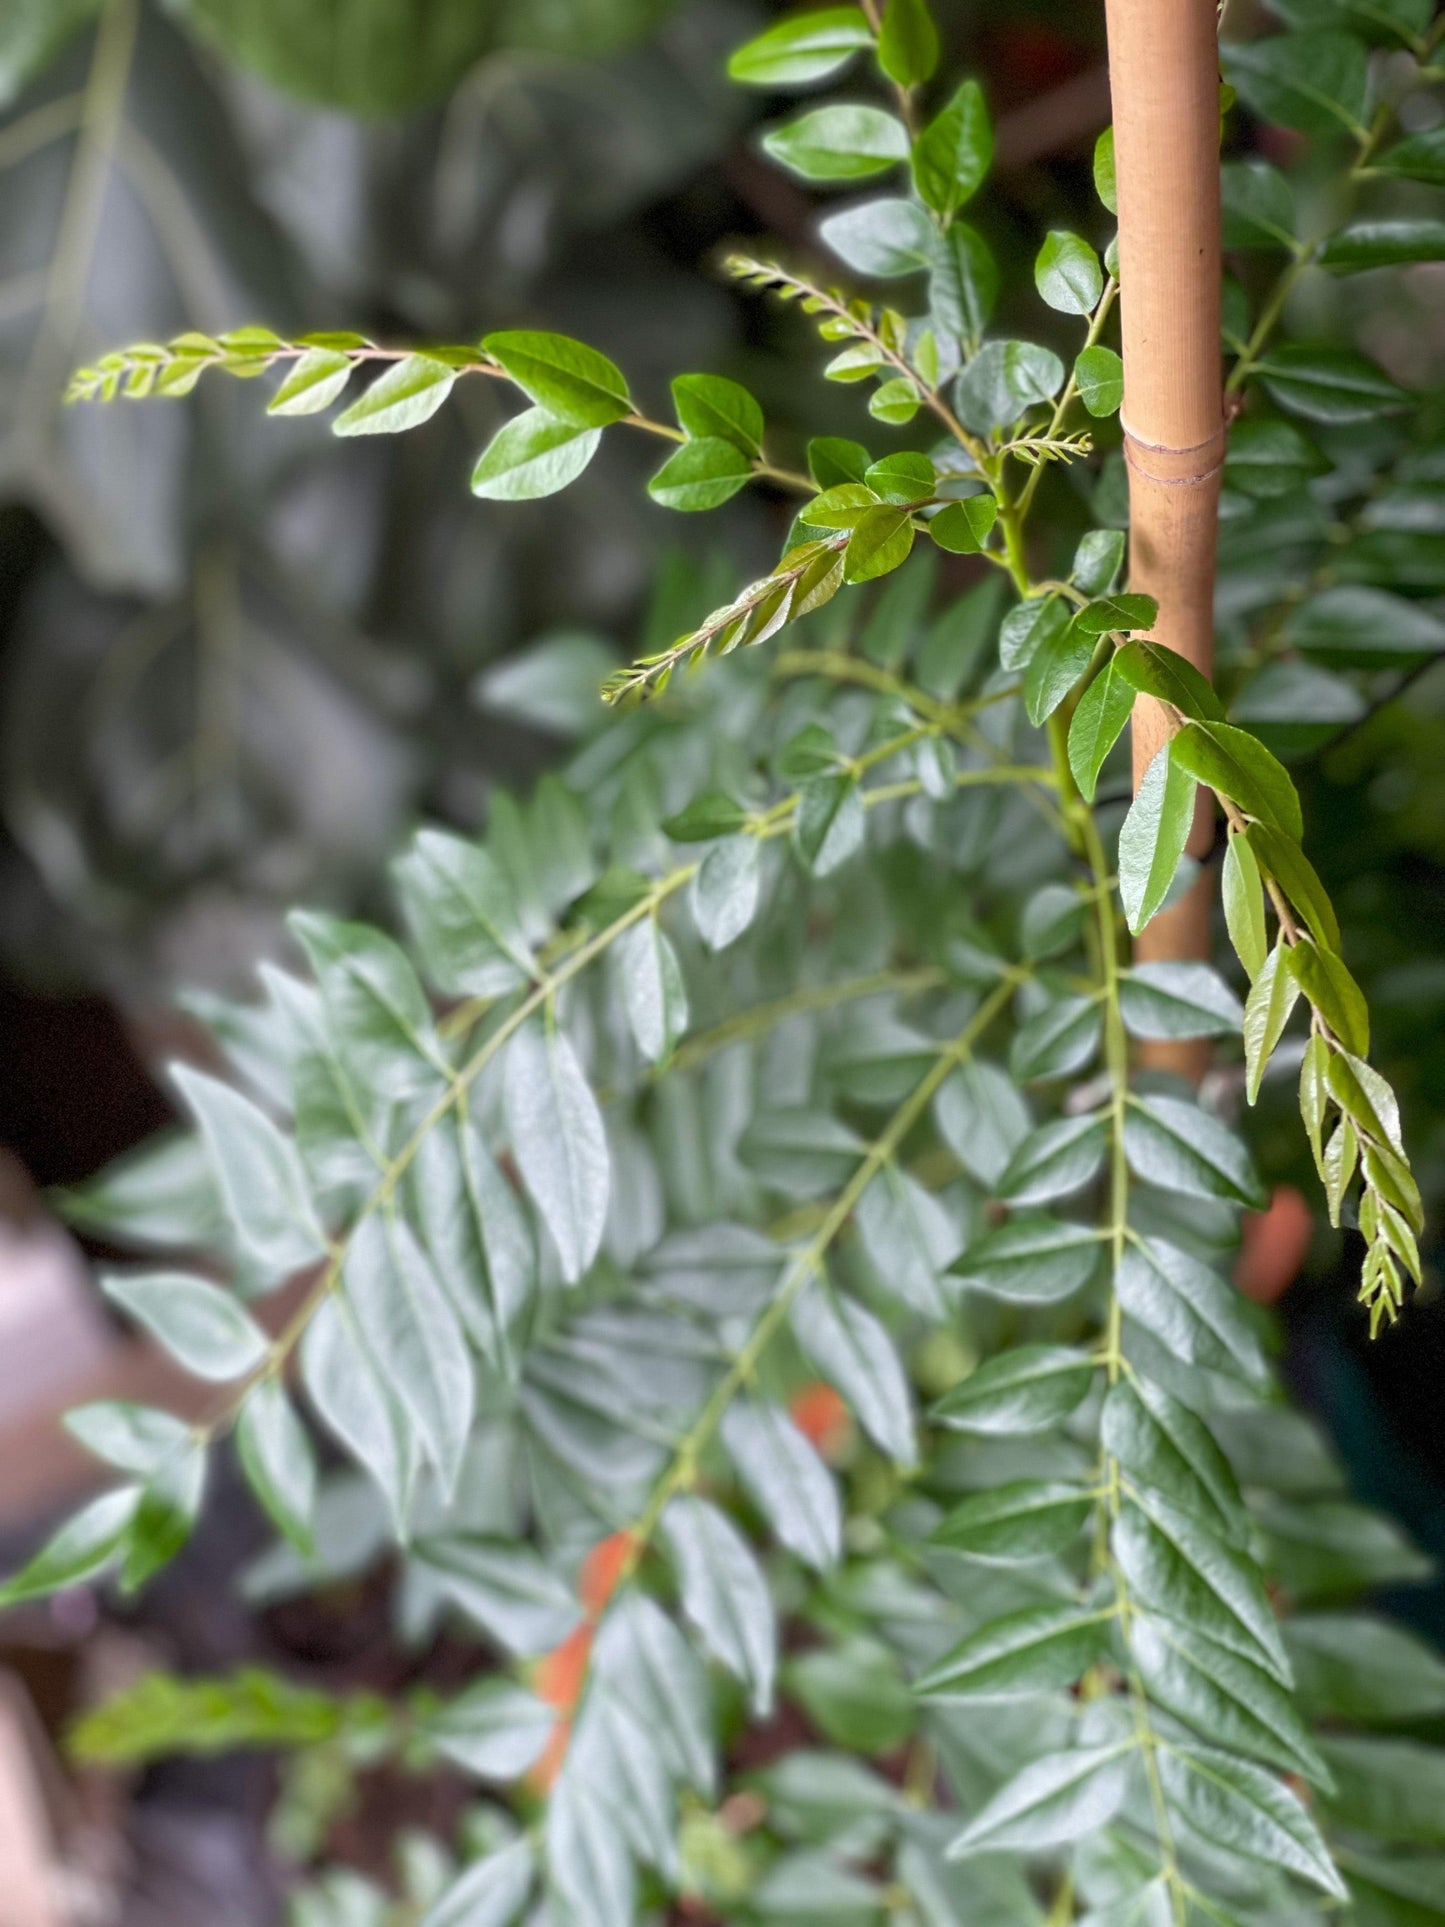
[471, 410, 603, 500]
[268, 347, 354, 416]
[333, 355, 455, 436]
[727, 8, 872, 86]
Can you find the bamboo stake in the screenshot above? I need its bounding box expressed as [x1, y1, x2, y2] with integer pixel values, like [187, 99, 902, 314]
[1104, 0, 1225, 1078]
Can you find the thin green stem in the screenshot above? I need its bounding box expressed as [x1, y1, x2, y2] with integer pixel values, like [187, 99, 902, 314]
[617, 970, 1023, 1571]
[659, 966, 944, 1081]
[1018, 276, 1118, 516]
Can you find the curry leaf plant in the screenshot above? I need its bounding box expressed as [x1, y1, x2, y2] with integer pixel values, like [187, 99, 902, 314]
[17, 3, 1445, 1923]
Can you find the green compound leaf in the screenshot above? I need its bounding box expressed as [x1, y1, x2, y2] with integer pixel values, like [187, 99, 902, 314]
[170, 1062, 325, 1286]
[1246, 821, 1342, 952]
[1253, 344, 1408, 422]
[1287, 938, 1370, 1056]
[821, 197, 937, 278]
[482, 331, 633, 427]
[844, 505, 915, 582]
[727, 8, 872, 87]
[722, 1400, 841, 1572]
[1124, 1093, 1267, 1208]
[1167, 719, 1303, 839]
[912, 78, 992, 219]
[928, 496, 998, 553]
[1111, 639, 1225, 720]
[0, 1488, 140, 1609]
[1093, 126, 1117, 212]
[1119, 962, 1243, 1041]
[1034, 230, 1103, 316]
[763, 105, 909, 183]
[1222, 160, 1297, 250]
[947, 1743, 1135, 1857]
[932, 1344, 1097, 1435]
[877, 0, 939, 87]
[949, 1214, 1102, 1304]
[418, 1839, 535, 1927]
[267, 346, 354, 417]
[955, 338, 1065, 434]
[1115, 1236, 1270, 1385]
[1223, 831, 1269, 981]
[1244, 943, 1301, 1102]
[1118, 744, 1197, 935]
[342, 1214, 473, 1500]
[236, 1380, 317, 1557]
[1102, 1376, 1249, 1548]
[1072, 593, 1159, 636]
[647, 437, 752, 512]
[1022, 614, 1094, 726]
[670, 373, 764, 455]
[691, 835, 761, 951]
[1114, 1488, 1289, 1682]
[792, 1280, 916, 1467]
[1130, 1613, 1332, 1787]
[1158, 1742, 1346, 1897]
[917, 1602, 1114, 1701]
[929, 1479, 1093, 1562]
[503, 1022, 610, 1285]
[1067, 662, 1133, 801]
[393, 828, 534, 998]
[1222, 29, 1369, 139]
[1074, 345, 1123, 417]
[471, 409, 603, 500]
[102, 1271, 269, 1382]
[1320, 218, 1445, 271]
[1371, 125, 1445, 185]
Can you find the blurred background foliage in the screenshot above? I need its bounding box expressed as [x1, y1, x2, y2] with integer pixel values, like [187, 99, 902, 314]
[2, 0, 1445, 1917]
